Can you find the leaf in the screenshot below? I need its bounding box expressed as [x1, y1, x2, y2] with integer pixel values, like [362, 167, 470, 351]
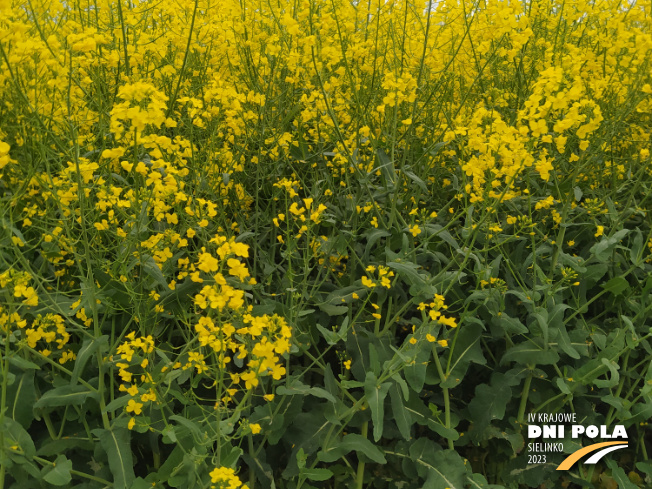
[594, 358, 620, 388]
[277, 379, 337, 404]
[363, 228, 391, 260]
[422, 450, 467, 489]
[601, 276, 629, 296]
[501, 341, 560, 366]
[467, 472, 504, 488]
[467, 374, 511, 430]
[8, 356, 39, 370]
[392, 373, 409, 400]
[589, 229, 629, 262]
[492, 313, 528, 335]
[530, 308, 549, 345]
[573, 186, 583, 202]
[441, 322, 486, 388]
[43, 454, 73, 486]
[34, 385, 97, 409]
[301, 468, 334, 481]
[423, 224, 460, 249]
[546, 303, 579, 359]
[427, 419, 459, 441]
[630, 228, 644, 265]
[583, 264, 608, 284]
[556, 377, 572, 395]
[364, 371, 391, 442]
[3, 417, 36, 460]
[6, 369, 36, 428]
[404, 341, 431, 392]
[605, 459, 639, 489]
[317, 434, 386, 464]
[92, 427, 135, 489]
[389, 382, 411, 440]
[72, 335, 109, 385]
[388, 260, 427, 287]
[376, 148, 396, 187]
[140, 254, 168, 288]
[317, 303, 348, 316]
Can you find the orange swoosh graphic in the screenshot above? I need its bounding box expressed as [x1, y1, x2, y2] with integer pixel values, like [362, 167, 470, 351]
[557, 441, 627, 470]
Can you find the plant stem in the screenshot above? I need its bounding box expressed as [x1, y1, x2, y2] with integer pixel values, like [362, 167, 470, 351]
[432, 346, 454, 450]
[355, 420, 368, 489]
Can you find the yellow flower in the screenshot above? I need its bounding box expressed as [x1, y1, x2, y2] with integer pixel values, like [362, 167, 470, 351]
[197, 253, 219, 273]
[250, 423, 261, 434]
[361, 276, 375, 288]
[409, 224, 421, 237]
[437, 339, 448, 347]
[126, 399, 143, 415]
[595, 226, 604, 237]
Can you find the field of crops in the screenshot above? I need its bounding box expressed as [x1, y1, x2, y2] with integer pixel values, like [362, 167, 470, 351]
[0, 0, 651, 487]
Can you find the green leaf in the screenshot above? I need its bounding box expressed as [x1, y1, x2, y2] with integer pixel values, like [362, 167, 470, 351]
[556, 377, 572, 395]
[630, 228, 644, 265]
[594, 358, 620, 388]
[427, 419, 459, 441]
[72, 335, 109, 385]
[401, 168, 428, 193]
[388, 261, 427, 287]
[3, 417, 36, 460]
[501, 341, 560, 366]
[423, 224, 460, 249]
[405, 341, 431, 392]
[34, 385, 97, 409]
[467, 472, 504, 488]
[8, 356, 39, 370]
[389, 382, 411, 440]
[590, 229, 629, 262]
[601, 276, 629, 296]
[6, 369, 36, 428]
[573, 186, 583, 202]
[363, 228, 391, 260]
[583, 264, 608, 284]
[376, 148, 396, 187]
[296, 448, 307, 469]
[467, 375, 510, 430]
[129, 478, 152, 489]
[441, 322, 486, 388]
[530, 308, 549, 345]
[364, 371, 391, 442]
[492, 314, 528, 334]
[605, 459, 639, 489]
[422, 450, 467, 489]
[43, 454, 72, 486]
[318, 434, 386, 464]
[301, 468, 334, 481]
[392, 373, 410, 400]
[141, 254, 169, 288]
[277, 379, 337, 404]
[547, 303, 579, 359]
[318, 303, 348, 316]
[92, 427, 135, 489]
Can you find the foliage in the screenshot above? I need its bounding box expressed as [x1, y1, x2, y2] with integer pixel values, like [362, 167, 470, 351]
[0, 0, 651, 487]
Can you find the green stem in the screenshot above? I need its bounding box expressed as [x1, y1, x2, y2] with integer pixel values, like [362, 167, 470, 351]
[432, 346, 454, 450]
[355, 420, 368, 489]
[517, 373, 533, 429]
[0, 323, 10, 489]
